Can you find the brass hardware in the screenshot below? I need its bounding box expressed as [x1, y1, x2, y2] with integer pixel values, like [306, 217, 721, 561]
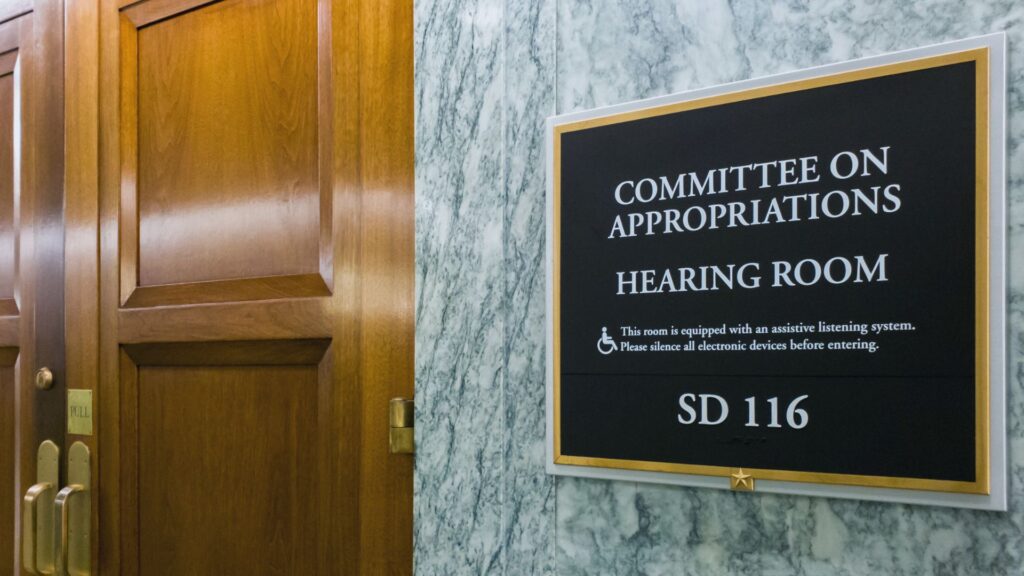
[35, 367, 54, 390]
[389, 398, 415, 454]
[67, 389, 93, 436]
[55, 442, 90, 576]
[54, 486, 84, 576]
[390, 428, 414, 454]
[23, 440, 59, 574]
[390, 398, 414, 428]
[24, 484, 55, 574]
[730, 468, 755, 492]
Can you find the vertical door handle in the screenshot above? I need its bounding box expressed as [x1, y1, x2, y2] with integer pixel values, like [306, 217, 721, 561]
[23, 440, 59, 574]
[54, 485, 86, 576]
[54, 441, 91, 576]
[22, 483, 55, 574]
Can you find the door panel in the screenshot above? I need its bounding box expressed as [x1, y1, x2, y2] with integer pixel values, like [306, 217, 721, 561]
[0, 70, 15, 308]
[0, 2, 64, 573]
[134, 0, 321, 287]
[96, 0, 414, 573]
[0, 361, 12, 574]
[119, 0, 332, 308]
[136, 362, 320, 574]
[0, 43, 16, 574]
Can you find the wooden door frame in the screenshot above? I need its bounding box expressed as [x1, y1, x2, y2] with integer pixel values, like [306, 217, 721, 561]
[63, 0, 100, 570]
[62, 0, 415, 573]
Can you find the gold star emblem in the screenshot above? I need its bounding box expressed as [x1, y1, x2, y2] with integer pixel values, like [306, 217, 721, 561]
[730, 468, 754, 491]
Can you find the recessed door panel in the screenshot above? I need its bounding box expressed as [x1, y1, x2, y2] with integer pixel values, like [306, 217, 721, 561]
[134, 0, 321, 288]
[0, 72, 15, 307]
[0, 365, 12, 574]
[137, 364, 319, 575]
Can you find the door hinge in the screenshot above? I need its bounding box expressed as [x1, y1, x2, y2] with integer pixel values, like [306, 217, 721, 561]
[389, 398, 415, 455]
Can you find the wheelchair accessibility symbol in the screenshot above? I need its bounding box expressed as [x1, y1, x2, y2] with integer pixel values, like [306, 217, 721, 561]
[596, 327, 618, 355]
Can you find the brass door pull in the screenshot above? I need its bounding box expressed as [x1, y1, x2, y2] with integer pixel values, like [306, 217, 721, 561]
[54, 485, 85, 576]
[54, 442, 90, 576]
[23, 483, 55, 574]
[23, 440, 59, 574]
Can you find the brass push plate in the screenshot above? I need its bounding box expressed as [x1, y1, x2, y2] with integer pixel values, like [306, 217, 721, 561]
[67, 389, 93, 436]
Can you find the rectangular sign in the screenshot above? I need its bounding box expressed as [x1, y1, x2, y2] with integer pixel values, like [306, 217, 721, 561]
[68, 389, 94, 436]
[546, 34, 1007, 509]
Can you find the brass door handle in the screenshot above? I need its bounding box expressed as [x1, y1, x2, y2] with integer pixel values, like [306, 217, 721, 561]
[24, 440, 59, 574]
[54, 442, 91, 576]
[54, 484, 86, 576]
[22, 483, 55, 574]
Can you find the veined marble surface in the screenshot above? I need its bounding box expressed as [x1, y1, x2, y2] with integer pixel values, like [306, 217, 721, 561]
[415, 0, 1024, 574]
[414, 0, 505, 573]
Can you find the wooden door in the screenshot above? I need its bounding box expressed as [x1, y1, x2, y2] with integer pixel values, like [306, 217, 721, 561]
[74, 0, 415, 573]
[0, 1, 65, 573]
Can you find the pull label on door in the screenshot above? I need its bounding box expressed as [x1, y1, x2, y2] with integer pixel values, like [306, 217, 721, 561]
[67, 390, 93, 436]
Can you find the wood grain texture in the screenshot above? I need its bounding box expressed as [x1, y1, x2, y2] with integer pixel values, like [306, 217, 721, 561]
[0, 316, 16, 347]
[123, 338, 329, 366]
[65, 0, 101, 572]
[0, 366, 12, 576]
[98, 0, 414, 573]
[135, 0, 320, 286]
[0, 352, 21, 576]
[100, 0, 127, 572]
[0, 18, 18, 53]
[121, 0, 218, 26]
[0, 2, 68, 574]
[0, 72, 14, 303]
[0, 0, 30, 25]
[0, 62, 15, 336]
[0, 346, 17, 366]
[122, 273, 330, 308]
[118, 297, 332, 343]
[344, 0, 415, 570]
[0, 47, 18, 318]
[137, 365, 319, 575]
[23, 0, 67, 492]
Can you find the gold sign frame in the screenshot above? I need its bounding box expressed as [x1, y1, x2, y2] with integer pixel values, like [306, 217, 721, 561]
[551, 48, 991, 495]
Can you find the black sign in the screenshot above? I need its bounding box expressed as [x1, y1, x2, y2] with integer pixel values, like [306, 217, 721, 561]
[552, 49, 991, 493]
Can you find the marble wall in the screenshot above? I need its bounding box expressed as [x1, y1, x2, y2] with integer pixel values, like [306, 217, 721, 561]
[414, 1, 1024, 574]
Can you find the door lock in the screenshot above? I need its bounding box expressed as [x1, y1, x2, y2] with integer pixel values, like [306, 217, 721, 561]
[34, 367, 54, 390]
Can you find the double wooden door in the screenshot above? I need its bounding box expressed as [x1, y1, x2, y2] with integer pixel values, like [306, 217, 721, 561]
[6, 0, 415, 573]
